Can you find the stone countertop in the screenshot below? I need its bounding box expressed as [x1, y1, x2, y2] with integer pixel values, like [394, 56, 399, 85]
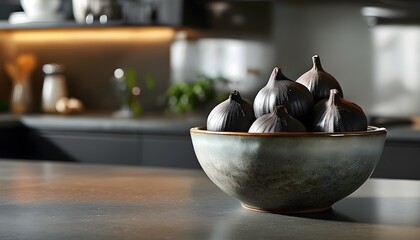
[0, 159, 419, 240]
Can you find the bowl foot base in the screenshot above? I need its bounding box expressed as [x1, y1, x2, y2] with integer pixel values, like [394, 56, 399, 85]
[241, 203, 331, 214]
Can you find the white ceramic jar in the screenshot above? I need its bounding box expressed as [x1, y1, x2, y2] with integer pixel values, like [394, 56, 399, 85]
[41, 64, 68, 113]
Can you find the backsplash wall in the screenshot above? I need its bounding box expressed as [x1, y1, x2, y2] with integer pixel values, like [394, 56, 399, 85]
[271, 2, 374, 114]
[0, 27, 174, 113]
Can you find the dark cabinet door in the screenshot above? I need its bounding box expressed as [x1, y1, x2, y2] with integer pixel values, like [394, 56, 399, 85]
[23, 130, 200, 169]
[372, 141, 420, 180]
[25, 130, 142, 165]
[0, 125, 23, 158]
[141, 134, 200, 169]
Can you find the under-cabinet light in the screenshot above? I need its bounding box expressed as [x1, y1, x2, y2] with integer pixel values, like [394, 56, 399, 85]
[6, 27, 175, 44]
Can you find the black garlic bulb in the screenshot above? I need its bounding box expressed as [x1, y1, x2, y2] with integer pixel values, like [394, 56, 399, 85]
[249, 105, 306, 133]
[207, 90, 255, 132]
[296, 55, 343, 102]
[310, 89, 367, 132]
[253, 67, 314, 122]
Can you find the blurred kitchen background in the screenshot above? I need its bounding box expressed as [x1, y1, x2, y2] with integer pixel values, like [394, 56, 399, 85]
[1, 0, 420, 178]
[1, 0, 416, 116]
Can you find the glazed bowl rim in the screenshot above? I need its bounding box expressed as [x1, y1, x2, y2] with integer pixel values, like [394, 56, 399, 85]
[190, 126, 387, 137]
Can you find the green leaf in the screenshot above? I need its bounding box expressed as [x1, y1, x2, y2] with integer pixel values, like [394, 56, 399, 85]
[130, 98, 142, 117]
[144, 74, 156, 89]
[125, 68, 137, 88]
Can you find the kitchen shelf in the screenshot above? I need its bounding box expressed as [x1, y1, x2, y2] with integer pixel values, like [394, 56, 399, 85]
[0, 20, 178, 31]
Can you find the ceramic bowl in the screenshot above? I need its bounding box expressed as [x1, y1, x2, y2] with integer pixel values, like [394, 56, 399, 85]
[190, 126, 387, 213]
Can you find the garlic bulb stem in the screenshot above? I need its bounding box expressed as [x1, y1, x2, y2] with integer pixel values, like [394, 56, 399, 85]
[327, 89, 339, 106]
[319, 90, 340, 132]
[313, 55, 324, 71]
[230, 90, 245, 117]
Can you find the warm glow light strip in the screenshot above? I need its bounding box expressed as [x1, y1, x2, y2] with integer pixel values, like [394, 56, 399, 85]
[6, 27, 175, 44]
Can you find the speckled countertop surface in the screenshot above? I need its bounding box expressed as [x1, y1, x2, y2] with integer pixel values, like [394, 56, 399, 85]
[1, 159, 420, 240]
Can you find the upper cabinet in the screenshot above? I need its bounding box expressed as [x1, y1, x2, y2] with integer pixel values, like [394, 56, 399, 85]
[0, 0, 209, 30]
[0, 0, 272, 37]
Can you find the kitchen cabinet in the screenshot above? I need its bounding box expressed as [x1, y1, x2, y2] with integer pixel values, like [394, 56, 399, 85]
[0, 0, 208, 30]
[0, 121, 23, 159]
[18, 115, 420, 175]
[0, 0, 272, 35]
[368, 124, 420, 180]
[3, 115, 420, 176]
[24, 129, 142, 165]
[15, 114, 204, 169]
[141, 134, 200, 168]
[372, 140, 420, 180]
[23, 129, 200, 169]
